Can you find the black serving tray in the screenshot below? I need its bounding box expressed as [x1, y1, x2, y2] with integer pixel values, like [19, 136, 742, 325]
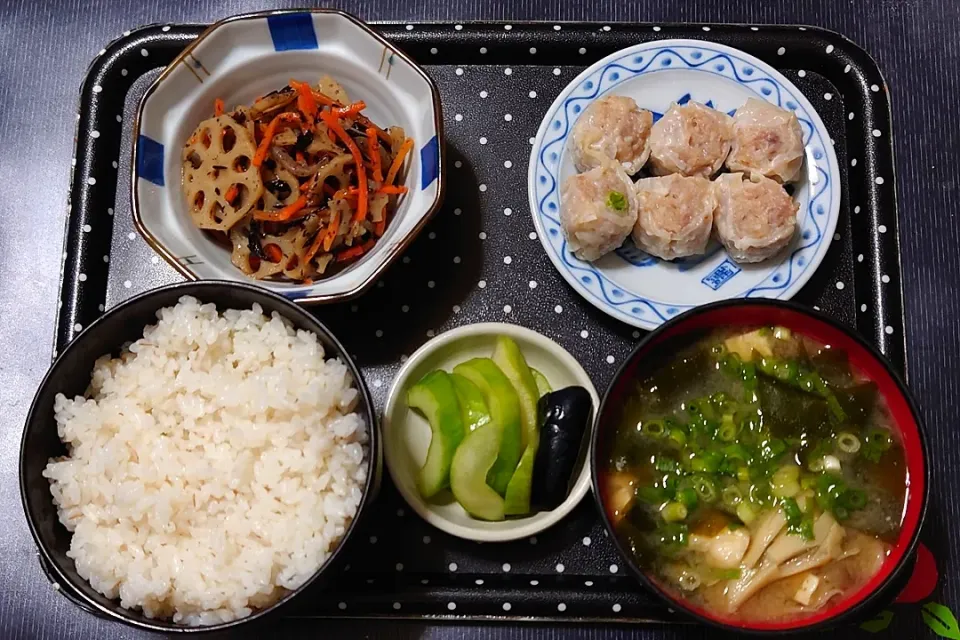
[53, 21, 905, 624]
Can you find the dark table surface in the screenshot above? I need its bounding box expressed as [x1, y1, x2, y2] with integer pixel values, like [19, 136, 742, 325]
[3, 1, 959, 639]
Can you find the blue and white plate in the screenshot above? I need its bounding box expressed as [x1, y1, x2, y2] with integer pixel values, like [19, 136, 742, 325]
[133, 10, 443, 303]
[528, 39, 841, 330]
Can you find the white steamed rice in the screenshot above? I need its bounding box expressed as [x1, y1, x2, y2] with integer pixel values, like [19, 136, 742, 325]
[43, 296, 368, 625]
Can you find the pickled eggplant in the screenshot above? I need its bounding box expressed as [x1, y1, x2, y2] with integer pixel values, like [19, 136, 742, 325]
[406, 370, 466, 498]
[530, 386, 594, 511]
[452, 358, 523, 496]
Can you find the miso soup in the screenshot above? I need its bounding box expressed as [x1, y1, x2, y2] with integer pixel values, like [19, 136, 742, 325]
[598, 325, 906, 624]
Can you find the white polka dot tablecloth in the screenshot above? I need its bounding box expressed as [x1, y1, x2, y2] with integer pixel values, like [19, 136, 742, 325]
[53, 21, 906, 622]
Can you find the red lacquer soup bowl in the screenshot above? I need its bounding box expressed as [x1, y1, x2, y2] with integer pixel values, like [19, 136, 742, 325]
[590, 299, 928, 634]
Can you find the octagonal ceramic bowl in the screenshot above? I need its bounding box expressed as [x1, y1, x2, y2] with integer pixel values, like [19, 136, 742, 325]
[132, 9, 444, 303]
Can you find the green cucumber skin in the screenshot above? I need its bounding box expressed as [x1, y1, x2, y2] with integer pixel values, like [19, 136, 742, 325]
[406, 370, 465, 499]
[450, 421, 505, 521]
[492, 336, 542, 516]
[503, 445, 537, 515]
[531, 368, 552, 397]
[492, 336, 541, 452]
[452, 358, 523, 496]
[450, 373, 492, 432]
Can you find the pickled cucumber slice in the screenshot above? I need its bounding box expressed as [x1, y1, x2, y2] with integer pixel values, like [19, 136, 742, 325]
[406, 370, 465, 498]
[450, 373, 491, 432]
[450, 421, 505, 521]
[531, 368, 552, 397]
[452, 358, 522, 496]
[492, 336, 542, 515]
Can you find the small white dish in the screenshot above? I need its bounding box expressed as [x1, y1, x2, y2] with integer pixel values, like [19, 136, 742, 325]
[133, 9, 443, 303]
[382, 323, 597, 542]
[528, 39, 841, 330]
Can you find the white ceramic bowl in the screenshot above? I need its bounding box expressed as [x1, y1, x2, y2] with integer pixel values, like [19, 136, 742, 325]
[382, 323, 598, 542]
[132, 9, 444, 303]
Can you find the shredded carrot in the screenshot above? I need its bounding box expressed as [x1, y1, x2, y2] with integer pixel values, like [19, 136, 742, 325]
[336, 185, 407, 199]
[384, 138, 414, 186]
[304, 210, 340, 263]
[320, 111, 368, 222]
[333, 101, 367, 118]
[253, 112, 301, 168]
[253, 194, 308, 222]
[367, 127, 383, 183]
[289, 80, 317, 123]
[263, 243, 283, 263]
[359, 117, 393, 144]
[224, 184, 239, 204]
[322, 210, 341, 252]
[336, 238, 376, 262]
[296, 151, 305, 163]
[333, 187, 358, 201]
[214, 98, 224, 116]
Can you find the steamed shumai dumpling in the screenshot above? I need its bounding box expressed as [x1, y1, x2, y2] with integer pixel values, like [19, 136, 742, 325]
[648, 101, 734, 178]
[560, 157, 639, 261]
[632, 175, 717, 260]
[713, 173, 799, 264]
[726, 98, 805, 183]
[570, 95, 654, 175]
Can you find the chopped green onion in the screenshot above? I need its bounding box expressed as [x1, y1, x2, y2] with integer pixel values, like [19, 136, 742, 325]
[782, 497, 802, 523]
[668, 428, 687, 448]
[657, 523, 689, 549]
[724, 443, 752, 462]
[836, 432, 861, 454]
[736, 501, 757, 524]
[841, 488, 867, 510]
[772, 480, 800, 498]
[653, 456, 677, 474]
[822, 454, 842, 473]
[737, 466, 751, 483]
[691, 474, 718, 503]
[861, 428, 893, 463]
[718, 414, 739, 442]
[721, 485, 743, 508]
[643, 419, 666, 438]
[676, 487, 699, 510]
[760, 438, 787, 461]
[772, 463, 800, 485]
[712, 567, 742, 580]
[606, 190, 628, 212]
[637, 486, 664, 504]
[661, 501, 688, 522]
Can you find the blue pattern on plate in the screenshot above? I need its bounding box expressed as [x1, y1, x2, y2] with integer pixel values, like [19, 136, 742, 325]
[532, 44, 836, 324]
[267, 13, 319, 51]
[701, 259, 742, 290]
[614, 239, 657, 267]
[420, 135, 439, 190]
[136, 135, 164, 186]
